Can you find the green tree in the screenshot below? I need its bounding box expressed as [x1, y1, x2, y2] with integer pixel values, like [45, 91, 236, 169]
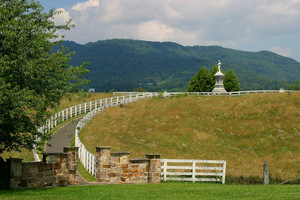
[287, 80, 300, 90]
[187, 67, 213, 92]
[210, 65, 218, 86]
[224, 70, 240, 92]
[134, 86, 146, 92]
[0, 0, 89, 153]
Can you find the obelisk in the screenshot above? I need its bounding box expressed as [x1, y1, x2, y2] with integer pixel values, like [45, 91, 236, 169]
[212, 60, 227, 93]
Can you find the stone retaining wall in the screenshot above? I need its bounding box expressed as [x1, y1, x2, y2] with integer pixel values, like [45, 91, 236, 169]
[95, 146, 161, 184]
[8, 147, 78, 189]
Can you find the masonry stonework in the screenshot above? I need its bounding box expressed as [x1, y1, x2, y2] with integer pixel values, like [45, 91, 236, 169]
[95, 146, 161, 184]
[7, 147, 78, 189]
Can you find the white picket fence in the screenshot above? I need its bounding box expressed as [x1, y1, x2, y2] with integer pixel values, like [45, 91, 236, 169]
[74, 93, 158, 176]
[160, 159, 226, 184]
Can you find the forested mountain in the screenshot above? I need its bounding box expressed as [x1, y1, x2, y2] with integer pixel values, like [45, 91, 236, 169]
[57, 39, 300, 92]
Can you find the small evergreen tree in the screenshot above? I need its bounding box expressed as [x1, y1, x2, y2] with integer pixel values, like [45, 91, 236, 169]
[224, 70, 240, 92]
[287, 80, 300, 90]
[187, 67, 213, 92]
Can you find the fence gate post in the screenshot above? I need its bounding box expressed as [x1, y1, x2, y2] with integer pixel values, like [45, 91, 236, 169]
[192, 161, 196, 182]
[222, 161, 226, 184]
[163, 160, 167, 181]
[264, 160, 269, 185]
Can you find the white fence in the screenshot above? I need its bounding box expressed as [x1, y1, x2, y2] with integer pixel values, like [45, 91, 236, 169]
[36, 89, 298, 172]
[160, 159, 226, 184]
[33, 93, 157, 161]
[74, 93, 158, 176]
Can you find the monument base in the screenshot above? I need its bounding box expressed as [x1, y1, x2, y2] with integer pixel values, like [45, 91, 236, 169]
[212, 84, 227, 93]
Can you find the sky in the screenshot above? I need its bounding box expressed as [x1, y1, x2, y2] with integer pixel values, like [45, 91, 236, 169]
[38, 0, 300, 61]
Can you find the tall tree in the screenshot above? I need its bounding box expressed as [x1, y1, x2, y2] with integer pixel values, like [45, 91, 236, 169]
[0, 0, 89, 153]
[187, 67, 213, 92]
[223, 70, 240, 92]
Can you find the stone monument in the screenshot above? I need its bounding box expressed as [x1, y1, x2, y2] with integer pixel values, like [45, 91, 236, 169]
[212, 60, 227, 93]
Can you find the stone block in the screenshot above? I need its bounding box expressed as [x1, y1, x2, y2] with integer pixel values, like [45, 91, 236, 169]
[120, 164, 128, 168]
[131, 164, 138, 168]
[29, 182, 40, 188]
[21, 179, 28, 187]
[23, 163, 39, 174]
[134, 172, 143, 177]
[38, 164, 53, 172]
[22, 173, 32, 179]
[59, 180, 67, 185]
[53, 163, 59, 170]
[123, 173, 133, 178]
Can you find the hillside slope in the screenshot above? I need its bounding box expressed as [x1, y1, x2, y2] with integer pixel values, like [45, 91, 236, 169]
[79, 93, 300, 180]
[59, 39, 300, 92]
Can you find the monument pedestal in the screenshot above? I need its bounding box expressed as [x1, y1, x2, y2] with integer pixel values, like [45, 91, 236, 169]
[212, 60, 227, 93]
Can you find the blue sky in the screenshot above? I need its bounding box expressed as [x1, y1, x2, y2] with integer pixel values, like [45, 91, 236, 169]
[38, 0, 300, 62]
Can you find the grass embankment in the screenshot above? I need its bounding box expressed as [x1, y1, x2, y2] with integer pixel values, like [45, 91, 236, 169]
[1, 183, 299, 200]
[0, 93, 116, 161]
[80, 93, 300, 181]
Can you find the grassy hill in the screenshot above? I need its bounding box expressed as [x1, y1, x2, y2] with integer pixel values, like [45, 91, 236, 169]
[58, 39, 300, 92]
[79, 92, 300, 180]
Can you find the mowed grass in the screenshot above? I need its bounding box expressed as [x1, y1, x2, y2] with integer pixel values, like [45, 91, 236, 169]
[80, 93, 300, 181]
[0, 93, 116, 161]
[0, 183, 299, 200]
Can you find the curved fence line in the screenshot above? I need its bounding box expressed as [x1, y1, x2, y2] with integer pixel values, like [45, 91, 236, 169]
[75, 89, 298, 177]
[75, 92, 158, 176]
[33, 94, 150, 161]
[35, 90, 297, 162]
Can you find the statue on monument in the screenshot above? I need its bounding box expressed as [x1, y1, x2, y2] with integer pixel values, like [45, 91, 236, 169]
[212, 59, 227, 93]
[218, 60, 221, 72]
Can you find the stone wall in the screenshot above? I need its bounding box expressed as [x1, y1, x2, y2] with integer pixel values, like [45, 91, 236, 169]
[95, 146, 161, 184]
[8, 147, 78, 189]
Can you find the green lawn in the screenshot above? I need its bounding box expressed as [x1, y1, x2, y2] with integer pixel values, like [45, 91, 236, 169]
[0, 183, 299, 200]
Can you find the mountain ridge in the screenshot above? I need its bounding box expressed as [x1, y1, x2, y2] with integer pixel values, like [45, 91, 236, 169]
[57, 39, 300, 92]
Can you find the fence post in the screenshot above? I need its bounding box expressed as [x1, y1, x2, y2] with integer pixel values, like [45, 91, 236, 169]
[163, 160, 167, 181]
[192, 161, 196, 182]
[264, 160, 269, 185]
[222, 161, 226, 184]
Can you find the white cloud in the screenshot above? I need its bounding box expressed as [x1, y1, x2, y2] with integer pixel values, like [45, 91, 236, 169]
[270, 46, 293, 57]
[72, 0, 99, 11]
[54, 8, 71, 25]
[51, 0, 300, 60]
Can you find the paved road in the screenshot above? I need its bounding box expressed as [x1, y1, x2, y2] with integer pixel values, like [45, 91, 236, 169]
[44, 116, 90, 184]
[44, 117, 83, 153]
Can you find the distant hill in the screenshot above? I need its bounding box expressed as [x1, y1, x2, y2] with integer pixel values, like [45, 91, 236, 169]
[57, 39, 300, 92]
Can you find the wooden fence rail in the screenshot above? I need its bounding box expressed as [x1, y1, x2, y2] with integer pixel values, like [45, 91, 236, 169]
[160, 159, 226, 184]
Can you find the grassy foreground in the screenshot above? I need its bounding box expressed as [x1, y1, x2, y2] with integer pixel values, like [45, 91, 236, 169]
[0, 183, 299, 200]
[80, 93, 300, 181]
